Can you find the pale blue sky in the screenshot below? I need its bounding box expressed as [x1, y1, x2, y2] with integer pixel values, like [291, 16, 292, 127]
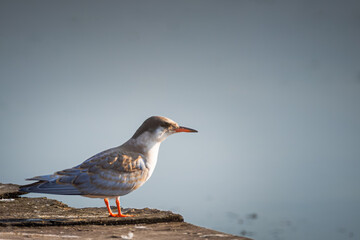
[1, 1, 360, 239]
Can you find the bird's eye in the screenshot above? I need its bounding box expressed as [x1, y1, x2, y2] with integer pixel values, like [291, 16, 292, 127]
[161, 122, 171, 128]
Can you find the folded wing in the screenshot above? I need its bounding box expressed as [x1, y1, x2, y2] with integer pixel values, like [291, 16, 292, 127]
[20, 148, 149, 197]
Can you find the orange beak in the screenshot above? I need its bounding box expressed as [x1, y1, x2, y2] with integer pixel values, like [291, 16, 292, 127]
[175, 126, 198, 133]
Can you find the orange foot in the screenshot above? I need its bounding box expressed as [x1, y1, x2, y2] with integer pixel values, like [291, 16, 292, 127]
[104, 197, 134, 218]
[108, 213, 134, 218]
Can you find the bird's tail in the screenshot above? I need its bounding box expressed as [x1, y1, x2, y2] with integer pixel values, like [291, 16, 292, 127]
[20, 181, 47, 193]
[20, 178, 82, 195]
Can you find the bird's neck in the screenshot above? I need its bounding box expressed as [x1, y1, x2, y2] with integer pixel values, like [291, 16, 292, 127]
[122, 133, 161, 180]
[124, 131, 160, 152]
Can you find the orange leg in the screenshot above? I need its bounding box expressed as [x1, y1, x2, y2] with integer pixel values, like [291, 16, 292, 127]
[104, 198, 117, 217]
[104, 197, 133, 217]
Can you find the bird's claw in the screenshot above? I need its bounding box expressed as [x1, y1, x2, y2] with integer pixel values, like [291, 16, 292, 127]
[108, 213, 134, 217]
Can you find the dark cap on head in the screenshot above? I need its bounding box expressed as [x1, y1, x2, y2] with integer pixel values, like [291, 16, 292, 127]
[131, 116, 179, 139]
[131, 116, 197, 139]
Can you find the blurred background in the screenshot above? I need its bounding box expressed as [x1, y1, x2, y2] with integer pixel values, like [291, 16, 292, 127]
[1, 1, 359, 239]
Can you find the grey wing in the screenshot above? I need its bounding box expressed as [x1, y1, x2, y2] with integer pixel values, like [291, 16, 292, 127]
[75, 151, 149, 196]
[21, 150, 149, 197]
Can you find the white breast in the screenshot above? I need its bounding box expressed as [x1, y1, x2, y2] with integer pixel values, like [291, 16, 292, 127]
[132, 129, 166, 181]
[145, 141, 161, 181]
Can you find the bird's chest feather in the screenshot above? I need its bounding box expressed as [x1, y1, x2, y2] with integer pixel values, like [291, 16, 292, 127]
[144, 142, 160, 180]
[128, 129, 165, 181]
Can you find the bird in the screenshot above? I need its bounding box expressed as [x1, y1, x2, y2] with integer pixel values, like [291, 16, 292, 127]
[20, 116, 197, 217]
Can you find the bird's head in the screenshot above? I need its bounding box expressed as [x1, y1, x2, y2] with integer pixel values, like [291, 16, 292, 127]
[131, 116, 197, 143]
